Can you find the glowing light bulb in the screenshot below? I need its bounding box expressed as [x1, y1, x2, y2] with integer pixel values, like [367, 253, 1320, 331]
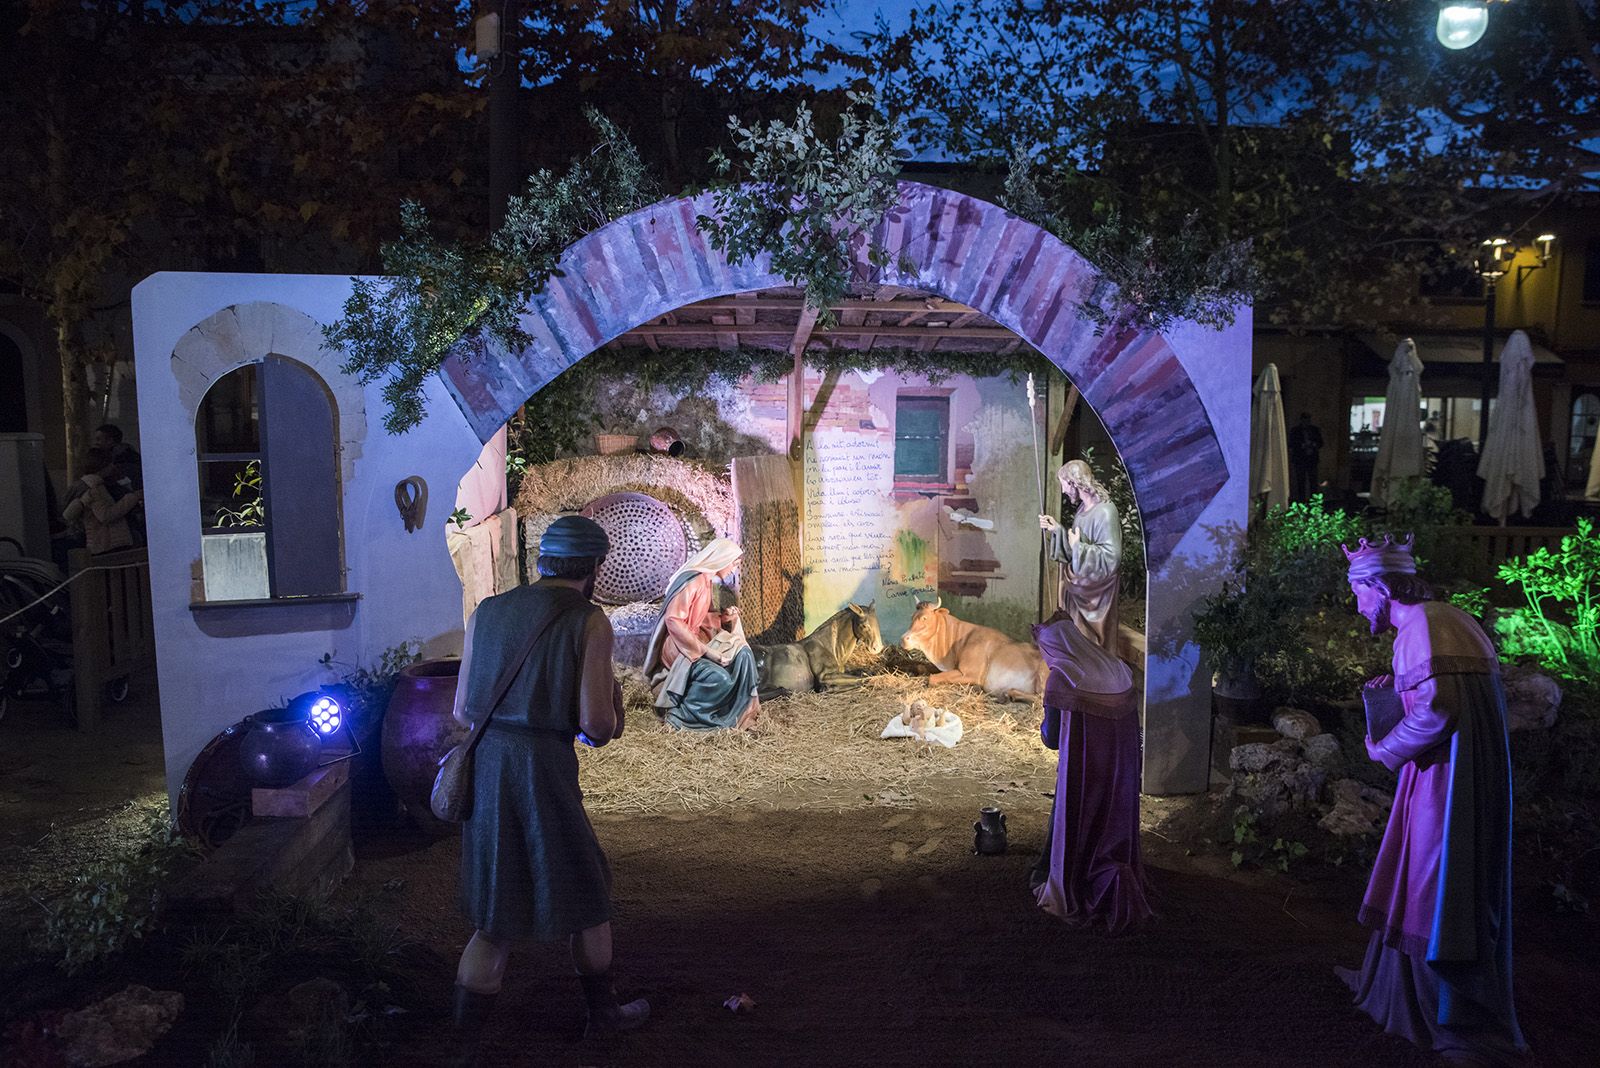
[1436, 2, 1489, 50]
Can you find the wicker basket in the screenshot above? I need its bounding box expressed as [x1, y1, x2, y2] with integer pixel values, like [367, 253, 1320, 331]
[594, 433, 638, 456]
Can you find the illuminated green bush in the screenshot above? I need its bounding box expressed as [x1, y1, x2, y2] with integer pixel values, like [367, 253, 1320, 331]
[1495, 519, 1600, 686]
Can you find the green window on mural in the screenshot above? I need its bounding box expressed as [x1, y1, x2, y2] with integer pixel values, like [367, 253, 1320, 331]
[895, 395, 950, 484]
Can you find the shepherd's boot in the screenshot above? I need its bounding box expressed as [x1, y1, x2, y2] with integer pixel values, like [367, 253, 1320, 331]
[449, 984, 498, 1067]
[579, 972, 650, 1038]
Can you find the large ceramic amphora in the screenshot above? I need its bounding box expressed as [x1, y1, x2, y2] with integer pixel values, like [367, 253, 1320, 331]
[381, 658, 466, 834]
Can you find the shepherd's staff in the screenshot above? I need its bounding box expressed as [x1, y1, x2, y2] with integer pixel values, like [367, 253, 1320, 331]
[1026, 372, 1044, 513]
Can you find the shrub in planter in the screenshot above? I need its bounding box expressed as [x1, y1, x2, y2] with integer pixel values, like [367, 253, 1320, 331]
[1193, 496, 1366, 691]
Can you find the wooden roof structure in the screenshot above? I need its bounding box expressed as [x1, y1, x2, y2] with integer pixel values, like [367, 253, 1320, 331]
[607, 284, 1027, 358]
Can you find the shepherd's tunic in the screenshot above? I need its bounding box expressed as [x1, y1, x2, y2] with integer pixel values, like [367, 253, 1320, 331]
[458, 583, 613, 943]
[1049, 499, 1122, 650]
[642, 571, 759, 731]
[1031, 616, 1153, 935]
[1342, 601, 1529, 1064]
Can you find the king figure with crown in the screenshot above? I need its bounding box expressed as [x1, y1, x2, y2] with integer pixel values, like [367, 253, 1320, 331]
[1336, 534, 1530, 1066]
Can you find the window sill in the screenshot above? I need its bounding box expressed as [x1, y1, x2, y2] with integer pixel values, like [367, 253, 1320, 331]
[190, 592, 361, 612]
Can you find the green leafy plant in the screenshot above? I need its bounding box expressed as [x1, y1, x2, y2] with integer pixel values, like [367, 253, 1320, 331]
[1494, 519, 1600, 684]
[699, 90, 907, 324]
[318, 641, 421, 726]
[1229, 806, 1310, 873]
[34, 808, 196, 974]
[1193, 496, 1367, 676]
[1004, 152, 1258, 334]
[448, 507, 472, 529]
[214, 459, 265, 529]
[325, 109, 658, 434]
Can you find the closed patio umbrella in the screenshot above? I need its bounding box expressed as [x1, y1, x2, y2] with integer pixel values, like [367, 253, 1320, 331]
[1370, 338, 1426, 509]
[1250, 363, 1290, 517]
[1477, 330, 1545, 522]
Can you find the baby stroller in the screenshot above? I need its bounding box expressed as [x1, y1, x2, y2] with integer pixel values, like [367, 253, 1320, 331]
[0, 536, 122, 722]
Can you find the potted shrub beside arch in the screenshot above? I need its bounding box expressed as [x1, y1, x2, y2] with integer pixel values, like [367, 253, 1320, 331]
[1192, 576, 1276, 721]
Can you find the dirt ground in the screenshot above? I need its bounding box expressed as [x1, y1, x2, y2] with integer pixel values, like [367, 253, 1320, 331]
[3, 679, 1596, 1066]
[345, 801, 1595, 1068]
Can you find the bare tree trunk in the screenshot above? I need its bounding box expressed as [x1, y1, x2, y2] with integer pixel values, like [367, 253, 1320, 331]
[45, 54, 87, 478]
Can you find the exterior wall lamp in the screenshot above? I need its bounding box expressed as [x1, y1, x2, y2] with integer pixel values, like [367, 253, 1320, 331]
[1517, 233, 1558, 286]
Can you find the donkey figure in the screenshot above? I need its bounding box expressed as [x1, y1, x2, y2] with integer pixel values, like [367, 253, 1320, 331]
[753, 602, 884, 696]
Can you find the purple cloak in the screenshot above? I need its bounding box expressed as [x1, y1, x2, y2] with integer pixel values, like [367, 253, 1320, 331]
[1030, 616, 1153, 935]
[1345, 602, 1528, 1065]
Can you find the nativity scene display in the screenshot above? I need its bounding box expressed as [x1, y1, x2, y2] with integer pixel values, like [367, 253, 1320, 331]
[25, 80, 1573, 1065]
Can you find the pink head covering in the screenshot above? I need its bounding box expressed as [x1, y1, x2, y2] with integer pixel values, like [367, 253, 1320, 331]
[1341, 533, 1417, 584]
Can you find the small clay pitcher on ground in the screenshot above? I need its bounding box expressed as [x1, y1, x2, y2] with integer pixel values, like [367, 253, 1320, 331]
[239, 707, 321, 789]
[974, 806, 1008, 855]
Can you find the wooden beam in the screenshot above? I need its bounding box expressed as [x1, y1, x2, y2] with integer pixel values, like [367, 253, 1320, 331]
[679, 297, 976, 315]
[1049, 384, 1081, 455]
[787, 305, 821, 462]
[622, 323, 1016, 340]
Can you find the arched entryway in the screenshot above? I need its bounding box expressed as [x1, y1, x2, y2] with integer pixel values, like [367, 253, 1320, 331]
[438, 182, 1250, 794]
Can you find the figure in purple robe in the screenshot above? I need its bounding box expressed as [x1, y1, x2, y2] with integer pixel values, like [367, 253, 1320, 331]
[1338, 534, 1529, 1066]
[1029, 613, 1153, 935]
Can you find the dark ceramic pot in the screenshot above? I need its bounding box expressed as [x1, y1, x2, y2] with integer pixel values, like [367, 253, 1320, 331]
[973, 806, 1008, 855]
[239, 708, 322, 789]
[381, 658, 466, 833]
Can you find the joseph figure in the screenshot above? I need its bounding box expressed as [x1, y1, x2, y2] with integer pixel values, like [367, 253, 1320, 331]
[1038, 459, 1122, 650]
[1338, 534, 1528, 1066]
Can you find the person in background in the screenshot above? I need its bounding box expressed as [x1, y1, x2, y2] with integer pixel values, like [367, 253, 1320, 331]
[1288, 412, 1324, 501]
[92, 424, 142, 488]
[59, 447, 142, 556]
[451, 516, 649, 1056]
[1038, 459, 1121, 651]
[1337, 535, 1528, 1066]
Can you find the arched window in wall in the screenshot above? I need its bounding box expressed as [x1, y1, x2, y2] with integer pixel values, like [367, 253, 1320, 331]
[196, 356, 343, 602]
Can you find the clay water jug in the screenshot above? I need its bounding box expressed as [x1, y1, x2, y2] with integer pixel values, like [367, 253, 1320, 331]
[239, 708, 321, 789]
[974, 806, 1008, 855]
[381, 658, 466, 833]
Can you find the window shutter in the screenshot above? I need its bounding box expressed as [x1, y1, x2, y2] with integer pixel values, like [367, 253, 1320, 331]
[259, 356, 343, 596]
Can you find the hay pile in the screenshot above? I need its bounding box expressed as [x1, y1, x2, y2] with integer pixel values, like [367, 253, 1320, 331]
[513, 454, 735, 539]
[578, 667, 1056, 813]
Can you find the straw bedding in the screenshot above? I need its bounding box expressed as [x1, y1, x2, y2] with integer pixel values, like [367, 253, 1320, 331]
[578, 665, 1056, 813]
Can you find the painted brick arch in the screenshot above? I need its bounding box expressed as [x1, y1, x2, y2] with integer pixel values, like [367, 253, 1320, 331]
[439, 181, 1247, 794]
[440, 182, 1227, 572]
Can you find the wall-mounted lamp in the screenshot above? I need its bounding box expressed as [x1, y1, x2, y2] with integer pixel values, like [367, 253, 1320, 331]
[1517, 233, 1558, 286]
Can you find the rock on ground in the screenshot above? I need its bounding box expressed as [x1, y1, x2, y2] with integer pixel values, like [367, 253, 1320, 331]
[1502, 665, 1561, 732]
[1318, 778, 1394, 837]
[58, 985, 183, 1067]
[1271, 707, 1323, 741]
[1302, 732, 1343, 770]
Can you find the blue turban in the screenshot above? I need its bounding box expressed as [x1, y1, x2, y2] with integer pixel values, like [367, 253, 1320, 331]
[539, 515, 610, 558]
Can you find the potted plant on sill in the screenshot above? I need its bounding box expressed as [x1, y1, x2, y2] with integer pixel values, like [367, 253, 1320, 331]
[202, 460, 269, 601]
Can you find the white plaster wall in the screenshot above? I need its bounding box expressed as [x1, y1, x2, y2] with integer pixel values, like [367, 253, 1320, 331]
[132, 274, 484, 809]
[1141, 309, 1253, 794]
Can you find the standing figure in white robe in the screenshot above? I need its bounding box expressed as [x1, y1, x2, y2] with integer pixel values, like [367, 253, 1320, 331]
[1039, 459, 1123, 651]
